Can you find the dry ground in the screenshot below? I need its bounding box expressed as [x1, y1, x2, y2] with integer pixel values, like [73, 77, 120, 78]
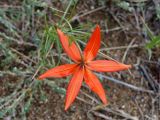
[0, 0, 160, 120]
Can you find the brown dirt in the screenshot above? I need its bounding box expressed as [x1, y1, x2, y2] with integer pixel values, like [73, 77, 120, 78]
[1, 0, 160, 120]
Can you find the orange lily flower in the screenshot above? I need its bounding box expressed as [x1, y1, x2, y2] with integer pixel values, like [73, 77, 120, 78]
[38, 25, 131, 110]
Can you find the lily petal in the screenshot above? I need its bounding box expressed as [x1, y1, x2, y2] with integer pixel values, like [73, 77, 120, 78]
[84, 68, 107, 104]
[38, 64, 77, 80]
[87, 60, 131, 72]
[83, 25, 101, 62]
[65, 66, 84, 110]
[57, 29, 81, 62]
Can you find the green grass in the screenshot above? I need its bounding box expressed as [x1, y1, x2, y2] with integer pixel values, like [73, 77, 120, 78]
[0, 0, 97, 118]
[0, 0, 80, 119]
[1, 0, 160, 119]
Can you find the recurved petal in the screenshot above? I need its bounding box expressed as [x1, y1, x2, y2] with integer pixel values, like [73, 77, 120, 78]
[83, 25, 101, 62]
[65, 66, 84, 110]
[87, 60, 131, 72]
[38, 64, 77, 80]
[57, 29, 81, 62]
[84, 68, 107, 104]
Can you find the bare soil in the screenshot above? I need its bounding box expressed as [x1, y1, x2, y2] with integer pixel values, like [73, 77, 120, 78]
[0, 0, 160, 120]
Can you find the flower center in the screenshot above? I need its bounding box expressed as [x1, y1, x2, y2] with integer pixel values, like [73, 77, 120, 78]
[79, 61, 85, 66]
[78, 58, 87, 68]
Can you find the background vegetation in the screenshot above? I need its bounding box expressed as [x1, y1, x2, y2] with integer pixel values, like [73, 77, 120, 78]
[0, 0, 159, 119]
